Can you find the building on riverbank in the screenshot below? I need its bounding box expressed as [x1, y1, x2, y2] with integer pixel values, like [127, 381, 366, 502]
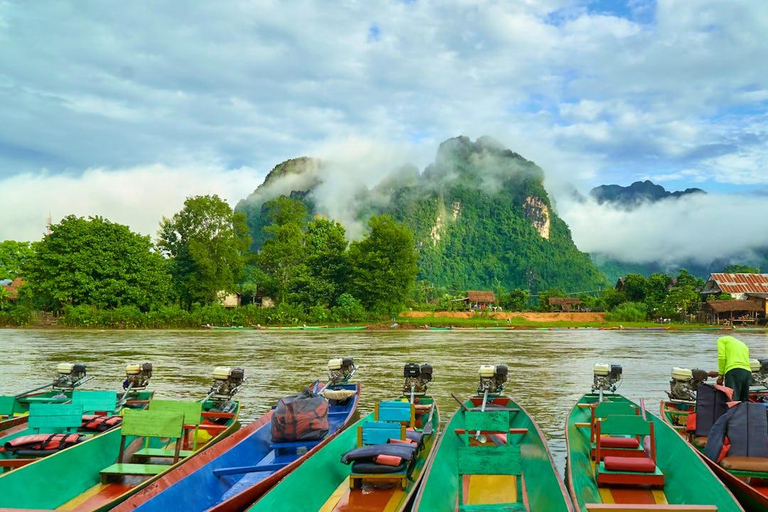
[463, 291, 497, 311]
[548, 297, 581, 312]
[701, 273, 768, 300]
[700, 298, 766, 325]
[0, 277, 23, 302]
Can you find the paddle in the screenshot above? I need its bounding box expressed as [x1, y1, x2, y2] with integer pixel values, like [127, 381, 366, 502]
[422, 403, 437, 435]
[451, 393, 469, 412]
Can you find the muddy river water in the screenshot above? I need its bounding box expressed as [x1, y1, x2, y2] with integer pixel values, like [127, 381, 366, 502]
[2, 329, 766, 473]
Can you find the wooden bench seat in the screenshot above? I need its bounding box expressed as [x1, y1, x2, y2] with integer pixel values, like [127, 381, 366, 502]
[133, 447, 194, 459]
[586, 505, 717, 511]
[721, 456, 768, 473]
[100, 463, 170, 483]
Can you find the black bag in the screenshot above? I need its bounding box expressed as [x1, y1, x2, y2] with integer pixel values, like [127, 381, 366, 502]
[271, 388, 329, 442]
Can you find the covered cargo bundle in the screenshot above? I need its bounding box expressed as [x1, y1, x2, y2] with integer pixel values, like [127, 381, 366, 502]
[271, 388, 329, 442]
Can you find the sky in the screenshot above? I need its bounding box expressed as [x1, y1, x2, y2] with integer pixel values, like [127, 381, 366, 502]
[0, 0, 767, 263]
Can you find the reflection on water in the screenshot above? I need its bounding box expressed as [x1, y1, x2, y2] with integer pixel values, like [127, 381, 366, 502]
[1, 329, 767, 473]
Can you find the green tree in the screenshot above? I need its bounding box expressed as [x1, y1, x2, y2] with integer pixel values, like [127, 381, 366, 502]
[301, 218, 349, 306]
[723, 264, 760, 274]
[256, 197, 308, 304]
[24, 216, 171, 311]
[158, 195, 251, 308]
[506, 288, 529, 312]
[621, 274, 648, 303]
[348, 215, 419, 315]
[0, 241, 33, 281]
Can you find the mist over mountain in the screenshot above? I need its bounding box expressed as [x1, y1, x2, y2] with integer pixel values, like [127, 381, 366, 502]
[236, 136, 606, 294]
[589, 180, 706, 209]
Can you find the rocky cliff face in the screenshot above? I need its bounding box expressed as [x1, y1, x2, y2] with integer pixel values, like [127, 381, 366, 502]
[236, 136, 606, 293]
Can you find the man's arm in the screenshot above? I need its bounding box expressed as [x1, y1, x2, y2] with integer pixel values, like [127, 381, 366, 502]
[717, 337, 726, 376]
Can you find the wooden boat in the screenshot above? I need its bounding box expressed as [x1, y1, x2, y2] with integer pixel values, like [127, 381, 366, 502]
[0, 396, 239, 511]
[0, 389, 153, 472]
[247, 363, 439, 512]
[414, 396, 571, 511]
[114, 382, 360, 512]
[662, 397, 768, 511]
[567, 392, 743, 511]
[205, 325, 367, 331]
[415, 363, 571, 511]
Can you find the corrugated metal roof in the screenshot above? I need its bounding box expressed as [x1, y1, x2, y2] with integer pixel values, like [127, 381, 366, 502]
[707, 273, 768, 294]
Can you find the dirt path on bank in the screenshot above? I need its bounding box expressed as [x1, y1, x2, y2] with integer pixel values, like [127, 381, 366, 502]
[400, 311, 606, 322]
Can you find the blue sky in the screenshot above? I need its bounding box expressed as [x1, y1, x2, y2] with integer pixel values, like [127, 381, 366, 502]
[0, 0, 766, 254]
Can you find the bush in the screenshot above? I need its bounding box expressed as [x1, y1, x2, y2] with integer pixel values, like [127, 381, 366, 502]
[606, 302, 648, 322]
[0, 305, 32, 326]
[333, 293, 366, 323]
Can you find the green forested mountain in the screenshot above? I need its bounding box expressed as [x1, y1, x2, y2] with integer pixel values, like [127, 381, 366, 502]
[236, 136, 607, 294]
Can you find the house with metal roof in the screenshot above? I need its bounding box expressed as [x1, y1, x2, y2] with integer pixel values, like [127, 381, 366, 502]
[701, 273, 768, 300]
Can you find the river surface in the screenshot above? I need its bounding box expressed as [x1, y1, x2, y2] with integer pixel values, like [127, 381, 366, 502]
[1, 329, 767, 473]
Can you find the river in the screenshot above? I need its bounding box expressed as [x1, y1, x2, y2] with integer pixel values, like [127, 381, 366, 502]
[1, 329, 767, 473]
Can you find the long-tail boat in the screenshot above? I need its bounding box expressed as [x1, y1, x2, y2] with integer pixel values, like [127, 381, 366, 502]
[247, 362, 439, 512]
[567, 363, 743, 511]
[0, 366, 243, 511]
[114, 358, 361, 512]
[0, 362, 95, 432]
[414, 364, 572, 511]
[662, 366, 768, 511]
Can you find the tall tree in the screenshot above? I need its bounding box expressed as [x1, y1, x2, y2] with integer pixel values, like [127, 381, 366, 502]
[257, 197, 308, 304]
[24, 216, 171, 311]
[158, 195, 251, 308]
[301, 218, 348, 306]
[0, 240, 33, 281]
[347, 215, 418, 315]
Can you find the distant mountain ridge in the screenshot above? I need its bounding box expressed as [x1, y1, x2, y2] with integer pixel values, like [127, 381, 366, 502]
[236, 136, 607, 293]
[590, 180, 705, 208]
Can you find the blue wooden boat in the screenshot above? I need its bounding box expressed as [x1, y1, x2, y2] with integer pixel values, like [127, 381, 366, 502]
[114, 375, 359, 512]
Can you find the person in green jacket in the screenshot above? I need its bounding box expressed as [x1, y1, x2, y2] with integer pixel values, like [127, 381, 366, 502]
[707, 335, 751, 401]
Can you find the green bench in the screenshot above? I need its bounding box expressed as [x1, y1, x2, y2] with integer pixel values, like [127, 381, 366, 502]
[594, 415, 664, 488]
[100, 408, 184, 483]
[72, 390, 117, 414]
[456, 410, 525, 512]
[132, 400, 202, 460]
[28, 403, 83, 433]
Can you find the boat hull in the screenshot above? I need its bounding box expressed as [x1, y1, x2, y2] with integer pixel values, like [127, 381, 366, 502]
[414, 395, 571, 511]
[0, 399, 239, 511]
[567, 393, 743, 511]
[247, 395, 439, 512]
[661, 400, 768, 512]
[115, 383, 360, 512]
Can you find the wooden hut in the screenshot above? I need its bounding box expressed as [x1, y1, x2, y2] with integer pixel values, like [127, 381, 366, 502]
[700, 299, 765, 325]
[701, 273, 768, 300]
[0, 277, 23, 302]
[548, 297, 581, 312]
[464, 291, 497, 310]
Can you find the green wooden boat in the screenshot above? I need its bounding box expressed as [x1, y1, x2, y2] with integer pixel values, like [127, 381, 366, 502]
[567, 392, 743, 511]
[247, 395, 439, 512]
[414, 395, 572, 511]
[206, 325, 367, 331]
[0, 389, 153, 472]
[0, 397, 239, 511]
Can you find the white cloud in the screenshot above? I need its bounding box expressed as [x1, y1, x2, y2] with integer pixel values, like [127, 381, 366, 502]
[0, 165, 261, 241]
[559, 193, 768, 264]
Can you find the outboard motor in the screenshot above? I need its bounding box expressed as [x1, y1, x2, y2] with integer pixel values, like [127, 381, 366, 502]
[52, 363, 88, 390]
[124, 363, 153, 390]
[403, 363, 433, 402]
[751, 359, 768, 388]
[592, 363, 622, 400]
[478, 365, 508, 395]
[328, 357, 357, 386]
[209, 367, 246, 400]
[667, 367, 708, 402]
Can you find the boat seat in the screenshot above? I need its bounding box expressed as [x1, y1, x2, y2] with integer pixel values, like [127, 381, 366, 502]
[269, 440, 322, 452]
[599, 437, 639, 449]
[351, 459, 408, 474]
[406, 429, 423, 445]
[693, 436, 708, 448]
[133, 447, 194, 459]
[597, 457, 664, 487]
[458, 504, 527, 512]
[720, 456, 768, 472]
[100, 462, 170, 482]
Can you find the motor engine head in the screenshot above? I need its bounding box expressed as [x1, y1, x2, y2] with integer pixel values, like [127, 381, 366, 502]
[328, 357, 356, 385]
[667, 367, 707, 402]
[124, 363, 153, 390]
[209, 367, 245, 400]
[402, 363, 433, 396]
[52, 363, 87, 390]
[751, 358, 768, 387]
[478, 364, 508, 395]
[592, 363, 622, 394]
